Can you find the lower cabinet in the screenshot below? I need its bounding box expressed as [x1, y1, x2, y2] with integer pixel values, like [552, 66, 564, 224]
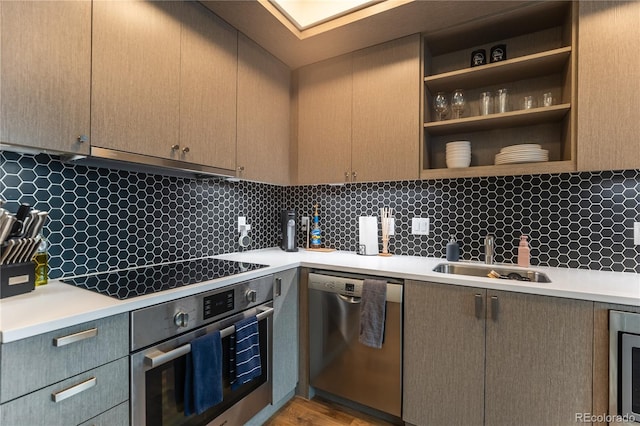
[0, 313, 129, 425]
[79, 401, 129, 426]
[272, 268, 299, 402]
[404, 280, 593, 426]
[0, 357, 128, 426]
[246, 269, 299, 425]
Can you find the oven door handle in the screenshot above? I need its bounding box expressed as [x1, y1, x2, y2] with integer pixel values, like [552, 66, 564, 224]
[144, 307, 274, 368]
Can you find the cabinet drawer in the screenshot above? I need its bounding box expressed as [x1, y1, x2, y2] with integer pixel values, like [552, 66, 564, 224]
[0, 313, 128, 402]
[79, 401, 129, 426]
[0, 357, 128, 426]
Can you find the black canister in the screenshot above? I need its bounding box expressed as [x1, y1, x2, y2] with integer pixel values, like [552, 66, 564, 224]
[490, 44, 507, 63]
[446, 239, 460, 262]
[470, 49, 486, 67]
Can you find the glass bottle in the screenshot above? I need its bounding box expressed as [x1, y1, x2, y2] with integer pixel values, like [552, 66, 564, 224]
[310, 204, 322, 249]
[34, 235, 48, 286]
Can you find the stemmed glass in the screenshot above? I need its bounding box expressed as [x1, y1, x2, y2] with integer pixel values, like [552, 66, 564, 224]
[433, 92, 448, 121]
[451, 89, 465, 119]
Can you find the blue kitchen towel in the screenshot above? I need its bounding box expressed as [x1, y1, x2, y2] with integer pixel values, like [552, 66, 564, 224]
[184, 330, 223, 416]
[359, 279, 387, 349]
[231, 315, 261, 390]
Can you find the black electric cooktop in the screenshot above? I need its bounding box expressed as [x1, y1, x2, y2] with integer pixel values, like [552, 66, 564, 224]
[62, 258, 268, 300]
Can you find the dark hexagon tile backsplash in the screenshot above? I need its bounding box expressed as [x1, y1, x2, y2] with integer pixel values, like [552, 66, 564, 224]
[285, 171, 640, 273]
[1, 150, 639, 279]
[0, 151, 284, 279]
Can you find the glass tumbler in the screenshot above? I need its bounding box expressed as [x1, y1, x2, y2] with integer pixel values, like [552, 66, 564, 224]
[496, 88, 508, 113]
[480, 92, 492, 115]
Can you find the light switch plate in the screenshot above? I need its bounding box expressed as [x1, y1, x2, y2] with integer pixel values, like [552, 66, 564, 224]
[634, 222, 640, 245]
[238, 216, 246, 233]
[412, 217, 429, 235]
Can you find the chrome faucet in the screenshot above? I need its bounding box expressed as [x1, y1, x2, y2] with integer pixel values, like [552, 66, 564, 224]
[484, 235, 495, 264]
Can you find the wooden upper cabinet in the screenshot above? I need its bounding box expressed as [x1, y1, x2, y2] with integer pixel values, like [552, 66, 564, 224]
[237, 34, 291, 185]
[180, 2, 237, 171]
[577, 1, 640, 171]
[296, 35, 421, 185]
[91, 1, 181, 161]
[0, 1, 91, 154]
[352, 34, 421, 182]
[296, 54, 353, 185]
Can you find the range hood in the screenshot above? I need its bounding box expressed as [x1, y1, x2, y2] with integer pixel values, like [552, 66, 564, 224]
[62, 146, 236, 180]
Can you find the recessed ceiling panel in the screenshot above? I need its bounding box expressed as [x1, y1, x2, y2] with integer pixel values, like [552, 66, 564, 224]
[270, 0, 381, 30]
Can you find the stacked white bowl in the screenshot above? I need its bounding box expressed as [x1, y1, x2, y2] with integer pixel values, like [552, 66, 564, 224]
[446, 141, 471, 168]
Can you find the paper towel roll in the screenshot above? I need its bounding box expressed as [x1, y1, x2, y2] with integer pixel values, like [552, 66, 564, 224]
[358, 216, 379, 255]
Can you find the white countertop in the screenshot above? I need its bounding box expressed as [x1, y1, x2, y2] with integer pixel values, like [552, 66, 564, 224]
[1, 248, 638, 343]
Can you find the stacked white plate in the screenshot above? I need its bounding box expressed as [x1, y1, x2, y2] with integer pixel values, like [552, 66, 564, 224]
[495, 144, 549, 165]
[446, 141, 471, 168]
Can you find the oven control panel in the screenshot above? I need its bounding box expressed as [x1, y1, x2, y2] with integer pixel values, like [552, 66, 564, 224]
[131, 274, 273, 351]
[203, 289, 234, 320]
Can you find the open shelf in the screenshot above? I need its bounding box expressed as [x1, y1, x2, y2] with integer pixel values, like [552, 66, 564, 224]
[424, 104, 570, 136]
[424, 46, 571, 93]
[420, 160, 575, 180]
[419, 2, 576, 179]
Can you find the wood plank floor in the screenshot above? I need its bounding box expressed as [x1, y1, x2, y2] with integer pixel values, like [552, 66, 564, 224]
[263, 396, 398, 426]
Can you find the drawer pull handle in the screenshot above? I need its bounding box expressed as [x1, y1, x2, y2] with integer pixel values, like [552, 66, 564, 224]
[275, 277, 282, 297]
[53, 328, 98, 347]
[51, 377, 96, 403]
[474, 293, 483, 319]
[491, 295, 499, 321]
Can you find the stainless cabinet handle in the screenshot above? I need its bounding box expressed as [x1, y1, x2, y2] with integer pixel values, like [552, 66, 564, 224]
[491, 295, 499, 321]
[237, 166, 245, 175]
[171, 144, 180, 151]
[474, 293, 483, 319]
[53, 328, 97, 347]
[344, 171, 349, 181]
[51, 377, 96, 403]
[275, 277, 282, 297]
[351, 171, 357, 180]
[77, 135, 88, 144]
[182, 146, 190, 153]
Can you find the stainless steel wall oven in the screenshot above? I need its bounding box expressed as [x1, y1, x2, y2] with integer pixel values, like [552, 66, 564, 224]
[610, 310, 640, 424]
[130, 275, 273, 426]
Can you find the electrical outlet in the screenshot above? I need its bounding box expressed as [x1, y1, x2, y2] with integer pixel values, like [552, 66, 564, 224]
[411, 217, 429, 235]
[238, 216, 246, 233]
[301, 216, 310, 232]
[634, 222, 640, 245]
[388, 218, 395, 236]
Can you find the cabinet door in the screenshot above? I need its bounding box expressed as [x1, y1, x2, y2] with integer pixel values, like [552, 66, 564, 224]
[577, 1, 640, 171]
[92, 1, 181, 160]
[272, 269, 299, 403]
[352, 35, 420, 182]
[297, 54, 352, 185]
[180, 2, 237, 170]
[403, 281, 485, 426]
[0, 1, 90, 154]
[237, 34, 291, 185]
[485, 291, 593, 426]
[0, 357, 128, 426]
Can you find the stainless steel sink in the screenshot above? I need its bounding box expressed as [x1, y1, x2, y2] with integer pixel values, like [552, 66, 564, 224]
[433, 263, 551, 283]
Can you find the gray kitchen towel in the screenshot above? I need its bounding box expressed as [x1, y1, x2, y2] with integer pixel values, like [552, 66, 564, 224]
[359, 279, 387, 348]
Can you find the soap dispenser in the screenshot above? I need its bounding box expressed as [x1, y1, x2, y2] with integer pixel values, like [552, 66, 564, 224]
[517, 235, 530, 267]
[446, 238, 460, 262]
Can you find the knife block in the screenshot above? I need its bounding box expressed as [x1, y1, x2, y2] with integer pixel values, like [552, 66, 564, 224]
[0, 262, 35, 299]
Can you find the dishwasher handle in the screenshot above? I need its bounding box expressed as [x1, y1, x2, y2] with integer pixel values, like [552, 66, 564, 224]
[337, 294, 361, 304]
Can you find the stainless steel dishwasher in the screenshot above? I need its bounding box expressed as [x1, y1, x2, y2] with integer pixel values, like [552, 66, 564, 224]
[308, 270, 403, 418]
